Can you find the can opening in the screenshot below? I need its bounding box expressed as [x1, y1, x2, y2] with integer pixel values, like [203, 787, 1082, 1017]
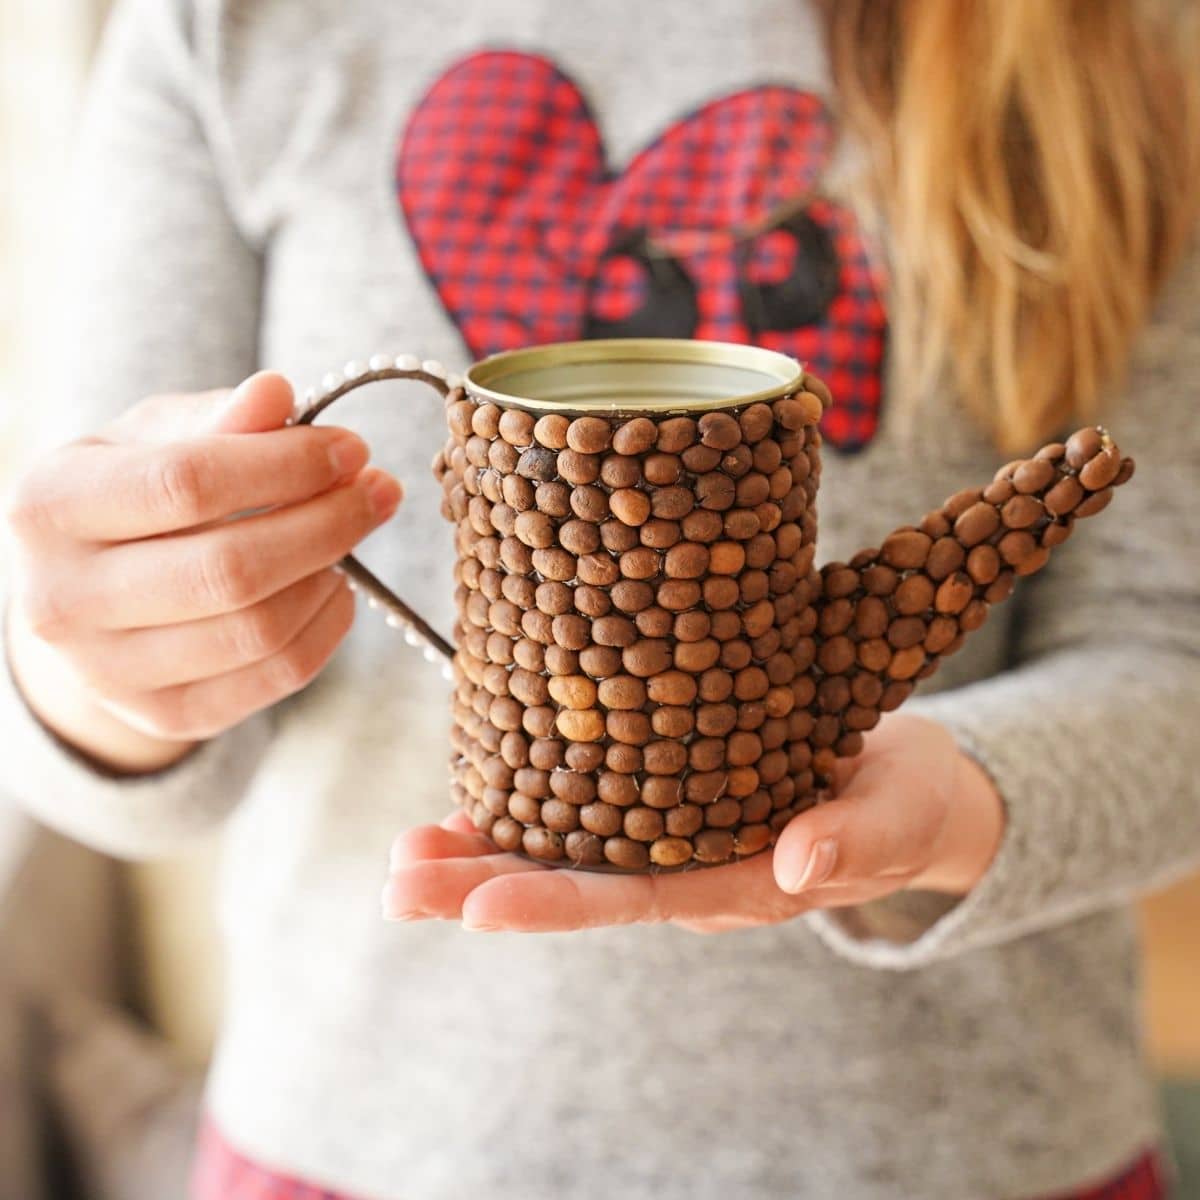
[464, 339, 802, 414]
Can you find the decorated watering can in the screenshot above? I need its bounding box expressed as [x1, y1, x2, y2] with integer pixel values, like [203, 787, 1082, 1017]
[296, 339, 1132, 872]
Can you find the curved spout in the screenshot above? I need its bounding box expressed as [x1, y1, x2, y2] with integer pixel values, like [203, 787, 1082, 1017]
[805, 426, 1134, 781]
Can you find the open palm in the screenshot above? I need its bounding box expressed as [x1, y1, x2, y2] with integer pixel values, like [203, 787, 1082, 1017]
[382, 714, 1004, 934]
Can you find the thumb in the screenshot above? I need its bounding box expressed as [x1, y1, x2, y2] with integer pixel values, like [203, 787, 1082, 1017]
[209, 371, 296, 434]
[771, 760, 944, 896]
[106, 371, 295, 443]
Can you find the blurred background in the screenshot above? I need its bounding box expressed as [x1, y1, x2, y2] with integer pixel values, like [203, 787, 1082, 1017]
[0, 2, 1196, 1198]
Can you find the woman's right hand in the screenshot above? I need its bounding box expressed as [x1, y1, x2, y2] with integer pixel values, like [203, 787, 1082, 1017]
[3, 372, 402, 774]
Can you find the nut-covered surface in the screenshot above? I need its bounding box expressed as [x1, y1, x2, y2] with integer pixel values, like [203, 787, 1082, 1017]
[434, 378, 1133, 873]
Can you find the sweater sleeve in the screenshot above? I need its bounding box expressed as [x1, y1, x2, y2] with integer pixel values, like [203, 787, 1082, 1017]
[0, 0, 273, 860]
[805, 245, 1200, 969]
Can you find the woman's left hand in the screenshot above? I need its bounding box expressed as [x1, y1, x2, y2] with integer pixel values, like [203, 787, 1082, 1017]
[382, 714, 1005, 934]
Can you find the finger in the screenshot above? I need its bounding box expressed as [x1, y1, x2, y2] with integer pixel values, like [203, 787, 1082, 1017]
[459, 853, 789, 933]
[381, 855, 543, 921]
[459, 868, 659, 932]
[388, 823, 499, 870]
[86, 468, 401, 629]
[772, 776, 944, 895]
[440, 809, 482, 835]
[25, 426, 370, 542]
[106, 371, 295, 442]
[71, 570, 344, 690]
[211, 372, 298, 435]
[104, 577, 355, 741]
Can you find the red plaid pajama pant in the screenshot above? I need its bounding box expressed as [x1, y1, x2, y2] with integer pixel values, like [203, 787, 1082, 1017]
[191, 1118, 1169, 1200]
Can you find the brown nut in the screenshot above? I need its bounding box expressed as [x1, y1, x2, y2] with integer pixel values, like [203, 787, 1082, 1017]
[647, 670, 698, 706]
[498, 409, 536, 447]
[665, 805, 704, 837]
[551, 613, 591, 650]
[566, 416, 613, 454]
[541, 799, 581, 832]
[604, 837, 650, 870]
[516, 446, 558, 481]
[682, 509, 724, 542]
[600, 454, 643, 489]
[1044, 476, 1084, 517]
[514, 510, 555, 548]
[1079, 446, 1121, 490]
[708, 541, 747, 575]
[1001, 494, 1043, 529]
[641, 611, 676, 642]
[682, 444, 722, 473]
[548, 675, 598, 710]
[579, 645, 623, 678]
[934, 572, 974, 614]
[693, 829, 736, 863]
[698, 411, 742, 450]
[580, 802, 623, 837]
[893, 574, 936, 615]
[664, 542, 710, 579]
[1013, 458, 1057, 494]
[696, 473, 736, 511]
[644, 453, 682, 486]
[533, 413, 570, 450]
[610, 488, 652, 526]
[571, 485, 610, 523]
[564, 831, 606, 866]
[619, 547, 661, 580]
[588, 615, 636, 648]
[556, 709, 606, 741]
[650, 485, 693, 519]
[649, 837, 694, 867]
[880, 529, 932, 570]
[557, 449, 600, 485]
[523, 827, 564, 861]
[953, 502, 1001, 547]
[657, 416, 697, 453]
[640, 518, 682, 549]
[597, 675, 647, 710]
[738, 403, 774, 442]
[965, 543, 1001, 585]
[1065, 427, 1103, 470]
[611, 579, 655, 613]
[623, 639, 673, 678]
[611, 416, 657, 456]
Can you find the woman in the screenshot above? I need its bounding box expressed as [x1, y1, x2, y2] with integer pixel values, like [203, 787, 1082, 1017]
[3, 1, 1198, 1197]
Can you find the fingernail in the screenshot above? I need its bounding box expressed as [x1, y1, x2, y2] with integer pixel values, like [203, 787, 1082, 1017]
[328, 433, 368, 478]
[366, 471, 403, 519]
[461, 920, 498, 933]
[782, 837, 838, 893]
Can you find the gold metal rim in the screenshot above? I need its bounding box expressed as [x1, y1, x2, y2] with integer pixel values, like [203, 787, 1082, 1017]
[463, 338, 804, 415]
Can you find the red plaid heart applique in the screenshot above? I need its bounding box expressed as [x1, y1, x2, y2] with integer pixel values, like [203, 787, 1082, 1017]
[397, 50, 887, 452]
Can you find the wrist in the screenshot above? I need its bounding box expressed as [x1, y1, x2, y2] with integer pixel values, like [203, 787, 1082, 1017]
[5, 606, 198, 776]
[910, 745, 1006, 896]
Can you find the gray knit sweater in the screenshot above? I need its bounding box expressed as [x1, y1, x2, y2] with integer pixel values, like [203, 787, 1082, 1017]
[3, 2, 1199, 1197]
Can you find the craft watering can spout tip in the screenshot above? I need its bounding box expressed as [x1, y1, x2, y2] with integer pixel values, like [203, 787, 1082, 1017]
[815, 425, 1134, 744]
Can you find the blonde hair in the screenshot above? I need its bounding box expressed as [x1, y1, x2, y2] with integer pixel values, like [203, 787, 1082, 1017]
[824, 0, 1200, 450]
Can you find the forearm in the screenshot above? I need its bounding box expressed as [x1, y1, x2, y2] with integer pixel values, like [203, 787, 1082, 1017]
[0, 634, 273, 861]
[3, 582, 273, 862]
[919, 642, 1200, 912]
[807, 642, 1200, 967]
[6, 605, 197, 776]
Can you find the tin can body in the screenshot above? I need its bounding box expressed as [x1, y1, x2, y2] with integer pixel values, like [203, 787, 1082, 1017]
[436, 339, 831, 871]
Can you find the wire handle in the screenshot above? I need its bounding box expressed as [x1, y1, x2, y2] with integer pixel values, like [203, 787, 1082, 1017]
[291, 354, 459, 673]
